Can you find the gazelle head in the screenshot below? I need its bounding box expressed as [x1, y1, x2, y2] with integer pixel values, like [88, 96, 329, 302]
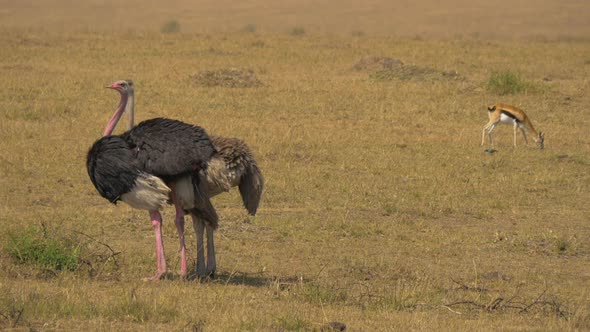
[538, 132, 545, 150]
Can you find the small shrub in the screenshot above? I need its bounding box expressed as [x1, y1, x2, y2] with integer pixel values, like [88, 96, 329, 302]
[290, 26, 306, 36]
[382, 203, 399, 216]
[161, 20, 180, 33]
[243, 24, 257, 33]
[486, 70, 533, 95]
[555, 239, 568, 254]
[251, 40, 265, 48]
[352, 30, 365, 37]
[6, 225, 79, 271]
[552, 236, 579, 256]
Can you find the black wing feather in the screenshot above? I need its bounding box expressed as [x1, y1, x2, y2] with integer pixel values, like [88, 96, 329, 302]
[121, 118, 215, 178]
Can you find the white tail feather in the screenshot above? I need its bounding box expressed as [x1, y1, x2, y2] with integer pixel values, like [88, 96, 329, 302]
[121, 174, 171, 211]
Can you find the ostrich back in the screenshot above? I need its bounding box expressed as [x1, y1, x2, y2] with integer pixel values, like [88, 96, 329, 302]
[121, 118, 216, 180]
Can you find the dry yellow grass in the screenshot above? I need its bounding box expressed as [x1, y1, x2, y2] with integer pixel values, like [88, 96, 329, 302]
[1, 1, 590, 331]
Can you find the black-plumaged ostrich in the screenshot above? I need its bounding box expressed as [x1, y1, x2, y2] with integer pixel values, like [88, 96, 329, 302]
[87, 80, 263, 279]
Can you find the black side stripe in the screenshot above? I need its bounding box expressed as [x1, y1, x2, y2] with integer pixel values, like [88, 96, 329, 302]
[501, 110, 521, 122]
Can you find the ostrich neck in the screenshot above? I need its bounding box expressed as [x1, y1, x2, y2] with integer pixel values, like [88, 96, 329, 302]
[103, 93, 128, 136]
[126, 89, 135, 130]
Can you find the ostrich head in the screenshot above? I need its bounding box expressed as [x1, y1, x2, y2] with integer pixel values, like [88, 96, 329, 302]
[107, 79, 134, 95]
[103, 80, 135, 136]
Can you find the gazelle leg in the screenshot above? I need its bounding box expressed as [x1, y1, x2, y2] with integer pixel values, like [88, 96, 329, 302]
[487, 124, 497, 149]
[513, 122, 518, 147]
[481, 122, 494, 146]
[520, 127, 529, 144]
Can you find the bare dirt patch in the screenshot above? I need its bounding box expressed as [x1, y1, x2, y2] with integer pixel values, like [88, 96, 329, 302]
[353, 56, 461, 81]
[371, 64, 461, 81]
[352, 56, 404, 72]
[190, 68, 263, 88]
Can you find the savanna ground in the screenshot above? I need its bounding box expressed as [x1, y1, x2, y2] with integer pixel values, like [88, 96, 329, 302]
[1, 1, 590, 331]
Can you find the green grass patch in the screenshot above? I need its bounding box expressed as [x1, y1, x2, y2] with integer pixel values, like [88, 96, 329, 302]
[161, 20, 180, 33]
[273, 315, 310, 331]
[290, 26, 306, 36]
[486, 70, 536, 95]
[6, 225, 80, 271]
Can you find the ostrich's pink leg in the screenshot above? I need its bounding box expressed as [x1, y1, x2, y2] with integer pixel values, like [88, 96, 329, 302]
[147, 210, 167, 280]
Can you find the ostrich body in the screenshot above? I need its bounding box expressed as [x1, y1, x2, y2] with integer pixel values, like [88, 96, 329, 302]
[86, 80, 218, 280]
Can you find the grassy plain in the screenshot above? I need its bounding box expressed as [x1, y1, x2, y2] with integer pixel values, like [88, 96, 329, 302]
[1, 1, 590, 331]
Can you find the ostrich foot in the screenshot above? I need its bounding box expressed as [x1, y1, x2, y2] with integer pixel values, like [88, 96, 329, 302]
[189, 269, 215, 281]
[196, 261, 207, 279]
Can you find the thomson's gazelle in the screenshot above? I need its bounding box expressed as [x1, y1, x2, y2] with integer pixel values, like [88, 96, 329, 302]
[481, 103, 544, 149]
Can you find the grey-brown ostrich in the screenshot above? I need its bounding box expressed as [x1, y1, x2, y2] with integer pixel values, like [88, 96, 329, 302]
[88, 80, 263, 279]
[181, 135, 264, 278]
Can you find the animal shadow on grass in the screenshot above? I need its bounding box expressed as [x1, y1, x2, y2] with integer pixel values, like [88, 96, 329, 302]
[197, 271, 301, 288]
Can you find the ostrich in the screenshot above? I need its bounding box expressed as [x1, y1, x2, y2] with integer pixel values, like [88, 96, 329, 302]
[183, 135, 264, 278]
[87, 80, 218, 280]
[87, 80, 264, 279]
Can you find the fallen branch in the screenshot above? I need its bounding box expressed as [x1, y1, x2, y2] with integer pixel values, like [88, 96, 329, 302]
[445, 300, 485, 309]
[12, 308, 23, 328]
[520, 289, 547, 313]
[74, 230, 121, 269]
[444, 288, 568, 318]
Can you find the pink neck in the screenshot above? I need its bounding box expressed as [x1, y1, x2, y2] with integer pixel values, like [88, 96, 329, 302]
[103, 93, 128, 136]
